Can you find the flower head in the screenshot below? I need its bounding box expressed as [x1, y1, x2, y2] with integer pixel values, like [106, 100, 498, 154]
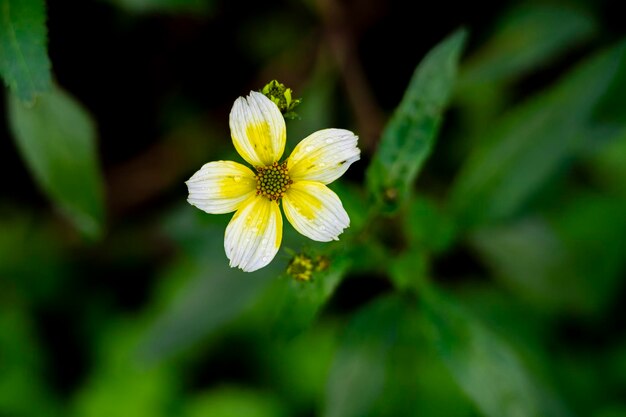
[186, 91, 360, 272]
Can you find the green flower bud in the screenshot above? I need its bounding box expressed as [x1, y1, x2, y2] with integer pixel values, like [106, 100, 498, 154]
[261, 80, 302, 120]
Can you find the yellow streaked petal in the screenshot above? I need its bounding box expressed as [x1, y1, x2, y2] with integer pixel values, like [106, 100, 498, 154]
[229, 91, 286, 167]
[225, 195, 283, 272]
[186, 161, 256, 214]
[287, 128, 360, 184]
[283, 181, 349, 242]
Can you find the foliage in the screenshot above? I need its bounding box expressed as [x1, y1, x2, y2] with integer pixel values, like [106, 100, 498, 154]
[1, 2, 625, 417]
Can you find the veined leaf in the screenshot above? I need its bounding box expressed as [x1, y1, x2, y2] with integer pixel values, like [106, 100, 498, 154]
[366, 29, 466, 213]
[8, 85, 105, 238]
[420, 287, 573, 417]
[450, 40, 626, 227]
[0, 0, 52, 104]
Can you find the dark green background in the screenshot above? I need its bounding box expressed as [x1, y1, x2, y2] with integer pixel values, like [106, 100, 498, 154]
[1, 1, 625, 416]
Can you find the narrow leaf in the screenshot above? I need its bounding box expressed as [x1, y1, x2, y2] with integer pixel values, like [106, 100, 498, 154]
[459, 4, 596, 88]
[450, 40, 626, 227]
[455, 4, 597, 140]
[366, 29, 466, 212]
[420, 287, 573, 417]
[0, 0, 52, 103]
[8, 85, 105, 238]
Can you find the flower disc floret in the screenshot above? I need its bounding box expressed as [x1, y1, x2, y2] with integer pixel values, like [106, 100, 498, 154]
[255, 161, 293, 201]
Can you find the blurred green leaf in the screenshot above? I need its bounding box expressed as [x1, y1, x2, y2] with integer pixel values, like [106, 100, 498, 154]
[184, 387, 287, 417]
[456, 4, 596, 142]
[366, 29, 466, 212]
[586, 128, 626, 197]
[469, 217, 582, 313]
[0, 0, 51, 104]
[470, 193, 626, 315]
[263, 324, 339, 413]
[370, 308, 476, 417]
[547, 193, 626, 313]
[0, 210, 71, 304]
[459, 4, 596, 88]
[0, 306, 60, 417]
[451, 40, 626, 227]
[404, 196, 456, 254]
[322, 295, 404, 417]
[595, 407, 626, 417]
[8, 85, 105, 238]
[72, 321, 178, 417]
[137, 224, 277, 363]
[420, 287, 573, 417]
[102, 0, 213, 14]
[589, 46, 626, 128]
[389, 249, 428, 293]
[269, 255, 350, 339]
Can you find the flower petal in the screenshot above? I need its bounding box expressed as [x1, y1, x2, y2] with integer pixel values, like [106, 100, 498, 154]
[283, 181, 349, 242]
[225, 195, 283, 272]
[229, 91, 286, 167]
[287, 128, 360, 184]
[186, 161, 256, 214]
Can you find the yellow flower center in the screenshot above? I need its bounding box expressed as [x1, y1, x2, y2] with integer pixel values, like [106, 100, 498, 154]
[255, 161, 293, 201]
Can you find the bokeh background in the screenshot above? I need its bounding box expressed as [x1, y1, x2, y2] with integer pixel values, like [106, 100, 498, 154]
[1, 0, 626, 416]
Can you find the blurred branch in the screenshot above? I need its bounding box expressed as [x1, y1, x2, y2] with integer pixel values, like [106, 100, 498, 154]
[317, 0, 385, 153]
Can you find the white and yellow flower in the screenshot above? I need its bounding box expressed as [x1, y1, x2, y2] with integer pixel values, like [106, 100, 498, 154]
[186, 91, 360, 272]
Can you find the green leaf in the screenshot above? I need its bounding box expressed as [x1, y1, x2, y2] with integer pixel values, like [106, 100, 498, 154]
[404, 196, 456, 254]
[470, 192, 626, 316]
[264, 325, 339, 413]
[72, 322, 178, 417]
[450, 40, 626, 227]
[459, 4, 596, 88]
[268, 255, 350, 339]
[455, 4, 596, 141]
[0, 306, 61, 417]
[0, 0, 52, 104]
[8, 85, 105, 238]
[586, 128, 626, 197]
[322, 295, 404, 417]
[469, 218, 582, 313]
[366, 29, 466, 212]
[136, 224, 277, 363]
[0, 210, 71, 304]
[420, 287, 573, 417]
[369, 308, 476, 417]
